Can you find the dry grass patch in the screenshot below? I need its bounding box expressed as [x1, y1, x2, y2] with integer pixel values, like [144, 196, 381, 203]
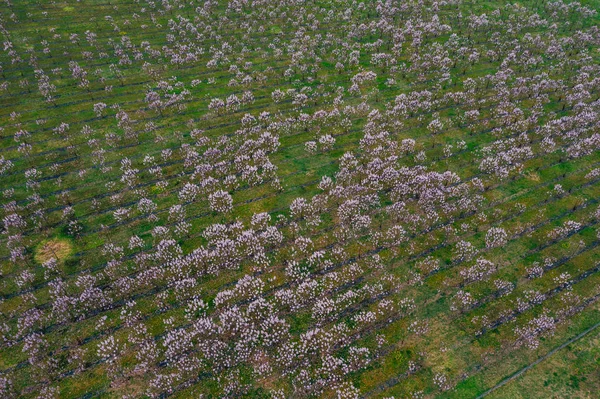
[35, 238, 73, 265]
[526, 171, 541, 182]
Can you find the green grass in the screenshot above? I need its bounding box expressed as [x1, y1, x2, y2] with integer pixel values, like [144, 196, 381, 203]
[0, 0, 599, 397]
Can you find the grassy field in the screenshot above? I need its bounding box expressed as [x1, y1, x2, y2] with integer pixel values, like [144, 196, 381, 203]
[0, 0, 599, 398]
